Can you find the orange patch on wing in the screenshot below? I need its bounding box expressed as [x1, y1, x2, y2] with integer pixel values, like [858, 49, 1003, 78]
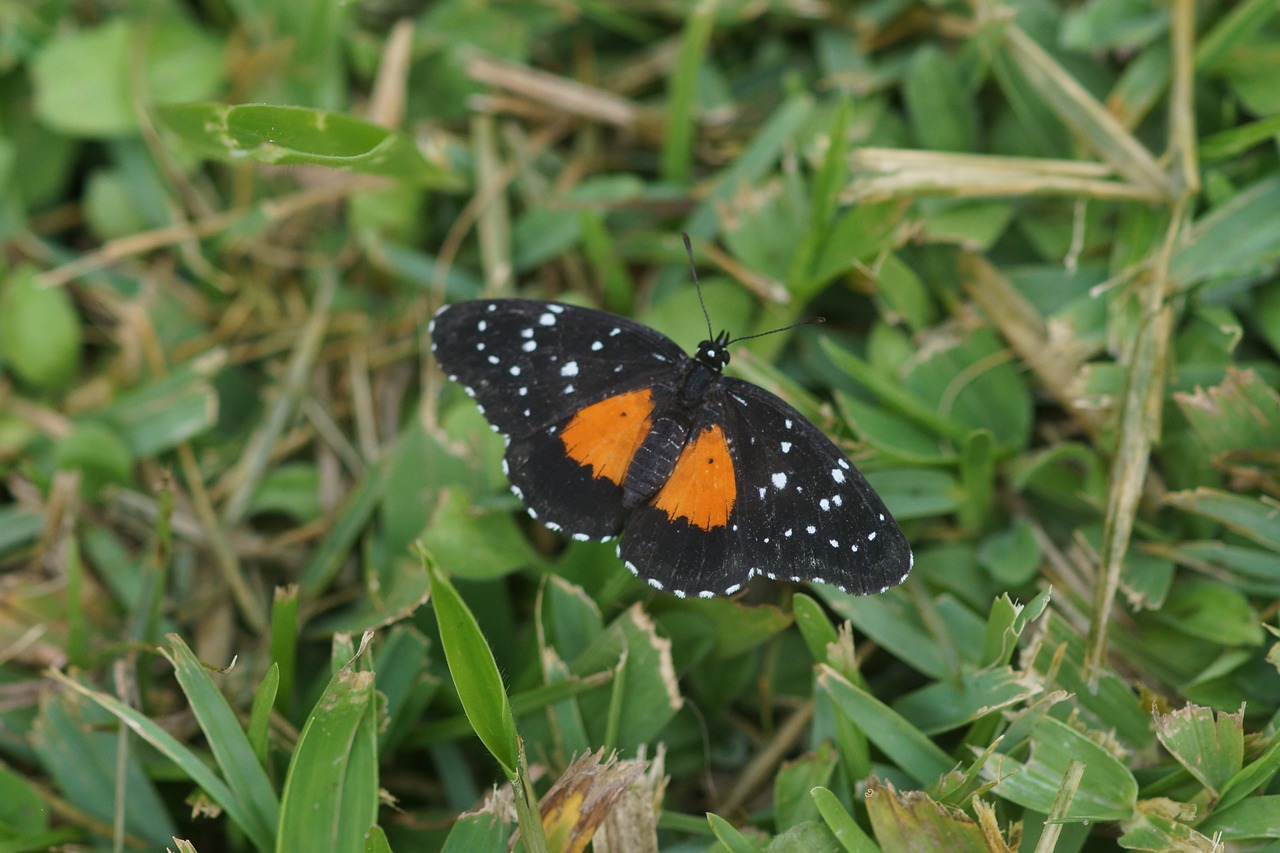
[652, 424, 736, 530]
[560, 389, 654, 485]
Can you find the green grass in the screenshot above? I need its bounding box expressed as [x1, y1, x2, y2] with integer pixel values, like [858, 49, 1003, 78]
[2, 0, 1280, 850]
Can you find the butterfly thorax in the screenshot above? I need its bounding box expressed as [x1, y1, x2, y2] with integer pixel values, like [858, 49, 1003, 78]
[681, 332, 731, 402]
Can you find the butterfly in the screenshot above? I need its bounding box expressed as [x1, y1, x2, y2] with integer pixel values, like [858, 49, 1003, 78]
[430, 246, 911, 598]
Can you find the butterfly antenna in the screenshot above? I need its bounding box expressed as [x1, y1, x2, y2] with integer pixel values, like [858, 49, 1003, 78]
[682, 231, 825, 343]
[727, 316, 825, 345]
[682, 232, 716, 341]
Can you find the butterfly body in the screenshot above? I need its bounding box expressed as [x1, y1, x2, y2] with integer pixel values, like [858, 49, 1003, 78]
[430, 298, 911, 598]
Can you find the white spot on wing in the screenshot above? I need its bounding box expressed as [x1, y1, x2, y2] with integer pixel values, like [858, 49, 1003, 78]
[820, 499, 830, 511]
[477, 320, 487, 331]
[591, 341, 603, 351]
[563, 384, 575, 395]
[561, 361, 579, 377]
[806, 525, 816, 534]
[832, 468, 846, 484]
[780, 442, 791, 453]
[522, 340, 536, 352]
[510, 366, 521, 376]
[539, 313, 556, 326]
[771, 472, 787, 489]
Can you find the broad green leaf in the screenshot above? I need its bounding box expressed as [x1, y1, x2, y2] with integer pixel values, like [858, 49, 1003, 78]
[1174, 368, 1280, 454]
[1148, 577, 1264, 647]
[818, 666, 955, 788]
[421, 488, 542, 581]
[572, 604, 683, 751]
[1117, 798, 1213, 852]
[865, 782, 990, 853]
[1172, 174, 1280, 288]
[45, 671, 268, 851]
[893, 666, 1040, 735]
[988, 715, 1138, 820]
[775, 743, 838, 831]
[31, 690, 179, 851]
[1164, 489, 1280, 554]
[1197, 796, 1280, 841]
[1154, 703, 1244, 797]
[33, 18, 224, 137]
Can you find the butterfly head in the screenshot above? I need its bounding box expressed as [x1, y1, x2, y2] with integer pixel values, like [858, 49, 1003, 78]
[694, 331, 732, 373]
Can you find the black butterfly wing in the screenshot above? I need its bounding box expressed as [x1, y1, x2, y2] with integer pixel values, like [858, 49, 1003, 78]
[620, 377, 912, 597]
[430, 299, 687, 539]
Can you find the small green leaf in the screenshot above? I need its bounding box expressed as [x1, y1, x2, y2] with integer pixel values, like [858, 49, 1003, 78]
[903, 46, 976, 152]
[811, 787, 879, 853]
[248, 463, 321, 521]
[425, 550, 519, 779]
[55, 421, 133, 498]
[978, 519, 1042, 586]
[162, 635, 281, 841]
[0, 266, 81, 390]
[278, 660, 380, 852]
[158, 103, 462, 187]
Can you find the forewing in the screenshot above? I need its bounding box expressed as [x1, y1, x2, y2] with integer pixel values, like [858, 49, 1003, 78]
[429, 299, 687, 440]
[431, 299, 686, 540]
